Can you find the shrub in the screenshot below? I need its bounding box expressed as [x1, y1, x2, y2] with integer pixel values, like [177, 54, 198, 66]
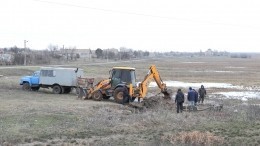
[161, 131, 224, 145]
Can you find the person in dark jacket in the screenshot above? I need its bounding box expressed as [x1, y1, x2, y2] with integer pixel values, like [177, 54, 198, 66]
[175, 89, 184, 113]
[198, 85, 207, 104]
[193, 89, 198, 106]
[187, 87, 196, 111]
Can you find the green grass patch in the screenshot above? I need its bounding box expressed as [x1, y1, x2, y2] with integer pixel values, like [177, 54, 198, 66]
[196, 121, 260, 145]
[0, 113, 78, 142]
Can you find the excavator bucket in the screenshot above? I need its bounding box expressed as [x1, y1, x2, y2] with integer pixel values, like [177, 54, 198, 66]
[162, 89, 173, 99]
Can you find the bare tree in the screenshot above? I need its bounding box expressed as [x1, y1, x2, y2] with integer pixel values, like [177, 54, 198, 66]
[108, 51, 116, 59]
[69, 46, 76, 60]
[47, 44, 59, 57]
[95, 48, 103, 59]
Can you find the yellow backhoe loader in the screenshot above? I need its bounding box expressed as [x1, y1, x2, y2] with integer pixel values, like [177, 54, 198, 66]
[77, 65, 171, 103]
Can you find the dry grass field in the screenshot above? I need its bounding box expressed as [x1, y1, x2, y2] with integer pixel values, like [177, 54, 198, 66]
[0, 56, 260, 145]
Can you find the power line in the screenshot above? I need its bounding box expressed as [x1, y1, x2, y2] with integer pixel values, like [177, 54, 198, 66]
[32, 0, 258, 29]
[32, 0, 185, 20]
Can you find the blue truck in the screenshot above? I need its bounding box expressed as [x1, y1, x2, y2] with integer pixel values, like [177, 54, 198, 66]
[20, 70, 41, 91]
[20, 67, 84, 94]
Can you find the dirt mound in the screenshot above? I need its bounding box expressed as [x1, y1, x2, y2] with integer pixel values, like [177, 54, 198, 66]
[144, 95, 174, 109]
[130, 95, 174, 110]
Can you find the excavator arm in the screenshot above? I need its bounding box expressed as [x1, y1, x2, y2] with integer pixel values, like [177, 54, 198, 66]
[137, 65, 171, 99]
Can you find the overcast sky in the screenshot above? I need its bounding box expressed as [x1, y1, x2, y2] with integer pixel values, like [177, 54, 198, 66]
[1, 0, 260, 52]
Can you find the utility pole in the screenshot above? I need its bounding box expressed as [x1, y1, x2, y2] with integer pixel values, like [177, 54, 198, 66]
[24, 40, 28, 66]
[106, 49, 108, 62]
[89, 48, 91, 61]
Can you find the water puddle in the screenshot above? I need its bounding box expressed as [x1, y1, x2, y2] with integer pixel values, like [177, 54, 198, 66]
[149, 81, 239, 89]
[225, 66, 246, 69]
[181, 62, 205, 64]
[192, 70, 243, 73]
[213, 92, 260, 100]
[147, 81, 259, 101]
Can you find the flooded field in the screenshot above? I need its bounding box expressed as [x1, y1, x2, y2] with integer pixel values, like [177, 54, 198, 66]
[149, 80, 260, 100]
[150, 81, 239, 88]
[213, 91, 260, 100]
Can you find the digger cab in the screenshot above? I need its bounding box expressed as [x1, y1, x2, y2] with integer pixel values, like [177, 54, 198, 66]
[110, 67, 136, 88]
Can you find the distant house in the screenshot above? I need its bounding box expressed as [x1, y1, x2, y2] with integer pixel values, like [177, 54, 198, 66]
[75, 49, 93, 58]
[108, 48, 119, 54]
[0, 48, 4, 54]
[205, 49, 213, 56]
[0, 53, 14, 65]
[119, 47, 132, 53]
[149, 52, 155, 57]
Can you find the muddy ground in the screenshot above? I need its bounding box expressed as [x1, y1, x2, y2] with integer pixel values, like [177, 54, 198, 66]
[0, 56, 260, 145]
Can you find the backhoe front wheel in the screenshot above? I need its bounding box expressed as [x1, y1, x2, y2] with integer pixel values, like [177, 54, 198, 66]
[92, 91, 103, 101]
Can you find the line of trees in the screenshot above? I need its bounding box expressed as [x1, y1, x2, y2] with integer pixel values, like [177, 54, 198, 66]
[1, 46, 52, 65]
[1, 45, 150, 65]
[1, 44, 79, 65]
[95, 48, 149, 60]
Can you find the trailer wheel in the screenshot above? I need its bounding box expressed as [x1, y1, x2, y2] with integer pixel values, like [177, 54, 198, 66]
[113, 87, 125, 103]
[53, 85, 62, 94]
[22, 83, 31, 91]
[92, 91, 103, 101]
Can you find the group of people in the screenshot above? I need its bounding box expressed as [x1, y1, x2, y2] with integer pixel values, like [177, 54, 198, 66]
[175, 85, 207, 113]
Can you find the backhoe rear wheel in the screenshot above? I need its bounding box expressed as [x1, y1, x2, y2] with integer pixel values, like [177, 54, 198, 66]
[113, 87, 129, 104]
[92, 91, 103, 101]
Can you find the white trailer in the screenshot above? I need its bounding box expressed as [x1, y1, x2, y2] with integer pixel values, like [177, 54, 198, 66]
[39, 67, 84, 94]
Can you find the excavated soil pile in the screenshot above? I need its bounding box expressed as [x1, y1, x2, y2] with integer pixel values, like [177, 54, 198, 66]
[142, 89, 174, 109]
[144, 95, 174, 109]
[130, 95, 174, 110]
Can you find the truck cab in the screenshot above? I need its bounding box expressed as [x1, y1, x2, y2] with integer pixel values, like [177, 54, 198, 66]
[20, 71, 40, 91]
[110, 67, 137, 89]
[104, 67, 137, 103]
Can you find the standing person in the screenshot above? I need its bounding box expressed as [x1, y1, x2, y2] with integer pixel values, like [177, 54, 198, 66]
[198, 85, 207, 104]
[193, 89, 198, 106]
[187, 87, 196, 111]
[175, 89, 184, 113]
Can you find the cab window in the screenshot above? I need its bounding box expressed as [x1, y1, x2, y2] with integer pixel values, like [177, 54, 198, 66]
[121, 70, 131, 83]
[41, 70, 55, 77]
